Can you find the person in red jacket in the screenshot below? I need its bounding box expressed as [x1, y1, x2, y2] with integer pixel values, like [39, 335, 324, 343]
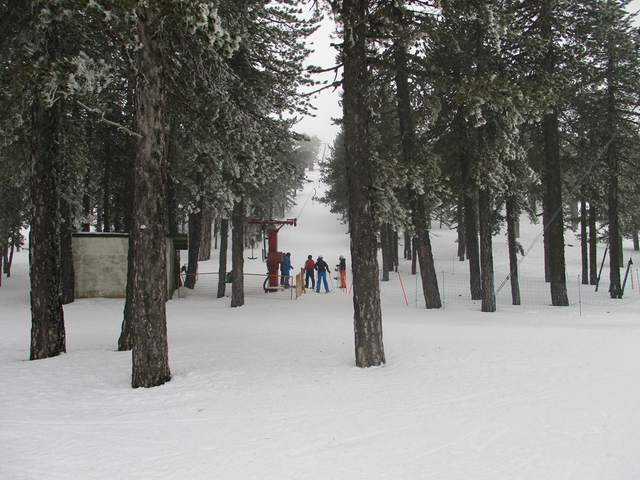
[304, 255, 315, 290]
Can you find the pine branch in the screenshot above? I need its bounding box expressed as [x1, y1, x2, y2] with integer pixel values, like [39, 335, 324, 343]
[301, 80, 342, 97]
[75, 101, 142, 139]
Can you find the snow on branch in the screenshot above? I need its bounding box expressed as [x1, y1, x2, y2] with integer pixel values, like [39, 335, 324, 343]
[75, 101, 142, 139]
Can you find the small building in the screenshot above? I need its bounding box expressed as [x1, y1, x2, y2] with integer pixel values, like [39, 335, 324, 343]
[72, 233, 187, 299]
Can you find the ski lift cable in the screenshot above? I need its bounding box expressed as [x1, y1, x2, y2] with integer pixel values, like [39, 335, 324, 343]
[495, 134, 617, 296]
[296, 187, 316, 221]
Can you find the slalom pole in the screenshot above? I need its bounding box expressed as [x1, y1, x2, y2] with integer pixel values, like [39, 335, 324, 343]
[398, 271, 408, 306]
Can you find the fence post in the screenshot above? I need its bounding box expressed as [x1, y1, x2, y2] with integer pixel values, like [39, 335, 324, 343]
[442, 271, 445, 311]
[578, 275, 582, 317]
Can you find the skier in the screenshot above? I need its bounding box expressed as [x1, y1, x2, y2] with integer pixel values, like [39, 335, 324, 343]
[282, 252, 292, 287]
[315, 255, 330, 293]
[304, 255, 315, 289]
[338, 255, 347, 289]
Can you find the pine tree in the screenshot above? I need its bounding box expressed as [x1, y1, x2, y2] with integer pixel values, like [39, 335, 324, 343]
[333, 0, 386, 368]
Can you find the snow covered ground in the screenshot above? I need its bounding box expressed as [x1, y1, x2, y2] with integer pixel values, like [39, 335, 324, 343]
[1, 168, 639, 479]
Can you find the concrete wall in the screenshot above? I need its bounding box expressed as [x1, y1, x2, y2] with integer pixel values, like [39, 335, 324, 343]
[73, 233, 181, 299]
[73, 233, 129, 298]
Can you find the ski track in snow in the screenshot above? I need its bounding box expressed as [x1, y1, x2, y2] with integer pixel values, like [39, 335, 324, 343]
[1, 168, 640, 479]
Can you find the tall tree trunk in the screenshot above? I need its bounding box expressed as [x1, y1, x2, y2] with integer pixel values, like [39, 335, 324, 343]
[166, 171, 181, 293]
[381, 223, 390, 281]
[200, 208, 212, 261]
[608, 140, 622, 298]
[543, 111, 569, 306]
[217, 218, 229, 298]
[540, 2, 568, 306]
[589, 204, 598, 285]
[633, 231, 639, 251]
[581, 200, 589, 284]
[411, 237, 417, 275]
[392, 229, 399, 271]
[231, 199, 245, 308]
[543, 207, 551, 283]
[506, 197, 521, 305]
[478, 189, 495, 312]
[342, 0, 385, 367]
[118, 96, 139, 352]
[130, 5, 171, 388]
[464, 188, 482, 300]
[119, 232, 135, 351]
[82, 171, 91, 232]
[393, 16, 440, 308]
[29, 85, 66, 360]
[102, 137, 112, 232]
[404, 230, 411, 260]
[2, 239, 16, 281]
[59, 197, 75, 304]
[457, 196, 466, 261]
[184, 206, 203, 290]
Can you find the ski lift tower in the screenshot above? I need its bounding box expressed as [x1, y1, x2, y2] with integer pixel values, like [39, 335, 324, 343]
[248, 218, 297, 291]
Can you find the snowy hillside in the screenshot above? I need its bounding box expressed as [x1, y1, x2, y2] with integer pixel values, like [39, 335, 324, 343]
[1, 167, 639, 479]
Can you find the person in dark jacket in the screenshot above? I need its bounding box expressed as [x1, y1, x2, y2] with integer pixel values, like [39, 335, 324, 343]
[314, 255, 330, 293]
[304, 255, 315, 289]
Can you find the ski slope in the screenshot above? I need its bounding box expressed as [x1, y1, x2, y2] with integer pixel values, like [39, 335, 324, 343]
[1, 167, 639, 479]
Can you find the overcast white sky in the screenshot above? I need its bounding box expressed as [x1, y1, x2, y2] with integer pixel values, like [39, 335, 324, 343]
[295, 15, 342, 150]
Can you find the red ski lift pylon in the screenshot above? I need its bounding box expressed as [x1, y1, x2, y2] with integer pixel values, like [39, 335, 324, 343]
[248, 218, 297, 291]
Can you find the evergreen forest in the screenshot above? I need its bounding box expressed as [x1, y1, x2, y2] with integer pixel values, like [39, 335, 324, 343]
[2, 0, 640, 380]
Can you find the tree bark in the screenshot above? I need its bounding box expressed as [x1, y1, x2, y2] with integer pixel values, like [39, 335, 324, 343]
[540, 2, 568, 306]
[404, 230, 411, 260]
[457, 195, 466, 261]
[119, 232, 135, 351]
[581, 200, 589, 284]
[200, 208, 212, 261]
[59, 197, 75, 304]
[543, 111, 569, 306]
[342, 0, 385, 367]
[608, 139, 622, 298]
[102, 137, 112, 232]
[589, 204, 598, 285]
[217, 218, 229, 298]
[381, 223, 391, 281]
[166, 169, 181, 293]
[478, 188, 495, 312]
[464, 188, 482, 300]
[506, 197, 521, 305]
[231, 199, 245, 308]
[411, 237, 417, 275]
[130, 5, 171, 388]
[29, 89, 66, 360]
[184, 206, 203, 290]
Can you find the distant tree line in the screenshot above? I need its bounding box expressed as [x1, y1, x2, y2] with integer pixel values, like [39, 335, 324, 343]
[3, 0, 640, 375]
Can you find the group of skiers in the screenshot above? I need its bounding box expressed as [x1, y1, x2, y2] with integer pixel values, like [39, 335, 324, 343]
[304, 254, 347, 293]
[280, 253, 347, 293]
